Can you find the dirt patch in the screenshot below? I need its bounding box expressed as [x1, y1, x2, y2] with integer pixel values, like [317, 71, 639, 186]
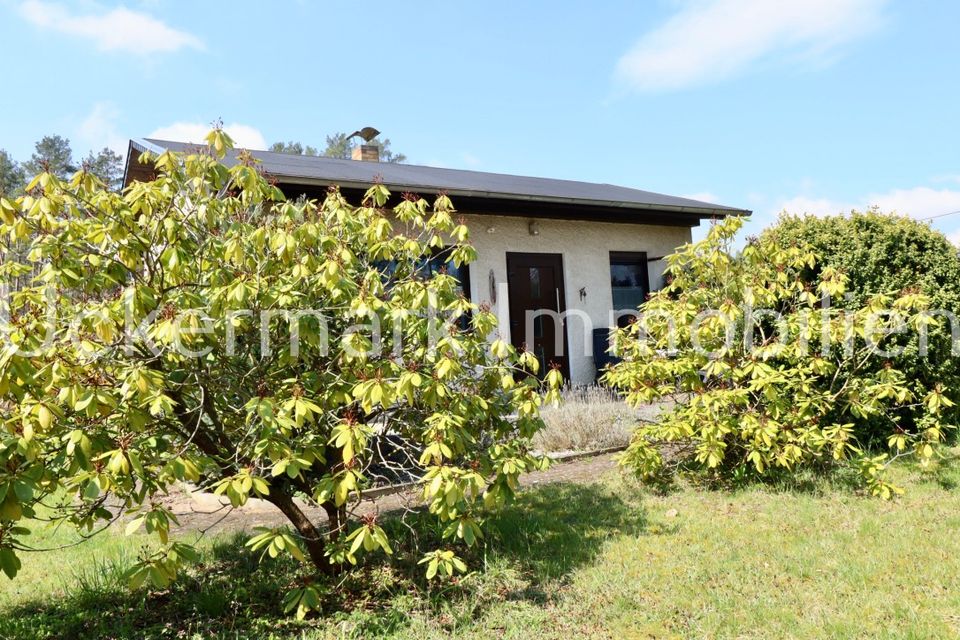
[158, 452, 622, 535]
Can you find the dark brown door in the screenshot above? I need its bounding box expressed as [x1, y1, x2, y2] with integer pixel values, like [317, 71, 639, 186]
[506, 252, 570, 379]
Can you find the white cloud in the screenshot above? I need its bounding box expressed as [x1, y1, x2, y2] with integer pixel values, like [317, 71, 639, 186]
[77, 102, 126, 156]
[867, 187, 960, 220]
[148, 122, 267, 150]
[775, 195, 854, 217]
[461, 152, 481, 168]
[681, 192, 720, 205]
[19, 0, 203, 54]
[775, 187, 960, 221]
[615, 0, 886, 92]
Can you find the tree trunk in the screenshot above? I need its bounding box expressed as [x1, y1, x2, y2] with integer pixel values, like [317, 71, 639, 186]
[164, 380, 341, 575]
[322, 502, 346, 542]
[267, 489, 338, 576]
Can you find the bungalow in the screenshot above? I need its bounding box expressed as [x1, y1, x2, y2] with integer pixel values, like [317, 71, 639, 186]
[122, 138, 749, 386]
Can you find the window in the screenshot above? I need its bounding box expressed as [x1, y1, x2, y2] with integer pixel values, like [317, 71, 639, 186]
[377, 249, 472, 299]
[376, 249, 473, 330]
[423, 250, 472, 330]
[422, 250, 471, 300]
[609, 252, 649, 327]
[528, 266, 541, 298]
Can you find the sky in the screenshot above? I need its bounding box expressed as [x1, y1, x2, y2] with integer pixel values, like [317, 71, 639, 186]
[2, 0, 960, 242]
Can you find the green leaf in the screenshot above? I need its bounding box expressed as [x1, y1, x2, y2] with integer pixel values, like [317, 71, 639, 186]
[125, 516, 145, 536]
[0, 547, 21, 579]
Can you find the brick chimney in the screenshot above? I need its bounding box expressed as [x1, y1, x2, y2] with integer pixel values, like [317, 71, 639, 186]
[352, 144, 380, 162]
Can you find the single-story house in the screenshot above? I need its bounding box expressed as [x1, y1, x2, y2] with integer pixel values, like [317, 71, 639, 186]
[122, 138, 749, 385]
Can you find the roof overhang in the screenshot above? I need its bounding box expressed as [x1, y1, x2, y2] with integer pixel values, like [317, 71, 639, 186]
[266, 174, 740, 218]
[122, 138, 752, 226]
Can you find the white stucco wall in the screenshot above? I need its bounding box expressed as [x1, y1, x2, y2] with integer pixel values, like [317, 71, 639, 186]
[461, 214, 692, 385]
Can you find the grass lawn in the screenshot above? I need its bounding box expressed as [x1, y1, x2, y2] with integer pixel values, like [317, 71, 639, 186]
[3, 456, 960, 639]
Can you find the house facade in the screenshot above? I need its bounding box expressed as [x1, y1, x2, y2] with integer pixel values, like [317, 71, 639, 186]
[123, 139, 749, 386]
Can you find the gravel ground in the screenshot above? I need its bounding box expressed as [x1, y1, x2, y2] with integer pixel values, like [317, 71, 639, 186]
[158, 451, 622, 534]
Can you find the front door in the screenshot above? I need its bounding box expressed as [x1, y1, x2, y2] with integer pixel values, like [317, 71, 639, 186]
[506, 252, 570, 379]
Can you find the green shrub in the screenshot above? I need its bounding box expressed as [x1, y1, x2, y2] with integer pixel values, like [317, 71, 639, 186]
[604, 216, 951, 495]
[0, 129, 560, 617]
[763, 210, 960, 442]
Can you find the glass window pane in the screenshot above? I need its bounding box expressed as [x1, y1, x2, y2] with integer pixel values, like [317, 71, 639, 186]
[610, 259, 647, 313]
[422, 252, 468, 296]
[535, 344, 546, 374]
[529, 267, 541, 298]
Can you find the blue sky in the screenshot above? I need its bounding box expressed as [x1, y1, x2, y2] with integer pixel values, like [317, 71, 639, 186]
[2, 0, 960, 241]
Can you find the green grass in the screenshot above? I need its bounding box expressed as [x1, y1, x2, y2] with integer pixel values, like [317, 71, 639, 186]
[3, 457, 960, 639]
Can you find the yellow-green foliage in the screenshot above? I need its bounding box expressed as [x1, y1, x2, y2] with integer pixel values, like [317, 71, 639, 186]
[605, 216, 951, 495]
[0, 129, 560, 615]
[764, 210, 960, 440]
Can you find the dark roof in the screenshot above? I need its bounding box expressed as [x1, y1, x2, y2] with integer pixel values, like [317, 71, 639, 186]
[128, 138, 750, 222]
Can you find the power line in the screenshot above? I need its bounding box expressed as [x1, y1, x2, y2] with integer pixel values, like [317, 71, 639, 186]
[922, 209, 960, 221]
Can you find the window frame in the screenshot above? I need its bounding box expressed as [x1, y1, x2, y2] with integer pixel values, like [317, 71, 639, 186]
[608, 251, 650, 325]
